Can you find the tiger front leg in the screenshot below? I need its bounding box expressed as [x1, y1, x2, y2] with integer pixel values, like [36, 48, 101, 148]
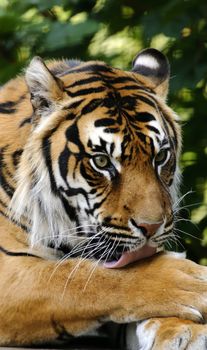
[1, 253, 207, 346]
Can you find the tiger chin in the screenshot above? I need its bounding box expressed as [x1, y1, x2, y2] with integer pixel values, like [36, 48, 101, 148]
[0, 48, 207, 348]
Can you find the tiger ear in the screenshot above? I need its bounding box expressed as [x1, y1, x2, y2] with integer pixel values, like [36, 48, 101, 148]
[132, 48, 170, 100]
[25, 56, 64, 119]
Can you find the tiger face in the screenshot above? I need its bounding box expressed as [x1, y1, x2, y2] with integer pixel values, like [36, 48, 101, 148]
[11, 49, 181, 267]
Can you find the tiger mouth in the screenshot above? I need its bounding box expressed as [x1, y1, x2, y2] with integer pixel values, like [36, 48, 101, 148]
[104, 245, 158, 268]
[56, 229, 160, 267]
[57, 234, 140, 262]
[83, 235, 158, 268]
[91, 242, 128, 262]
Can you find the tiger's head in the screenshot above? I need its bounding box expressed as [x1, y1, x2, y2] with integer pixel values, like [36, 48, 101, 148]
[11, 48, 181, 267]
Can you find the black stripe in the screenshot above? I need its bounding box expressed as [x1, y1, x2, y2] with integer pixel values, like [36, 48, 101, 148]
[67, 76, 141, 91]
[61, 185, 89, 203]
[66, 86, 105, 98]
[58, 144, 89, 203]
[0, 173, 14, 198]
[137, 132, 146, 144]
[58, 145, 70, 181]
[161, 111, 178, 148]
[65, 63, 114, 75]
[66, 76, 102, 88]
[0, 245, 40, 258]
[0, 147, 15, 198]
[88, 195, 108, 214]
[106, 76, 137, 84]
[42, 137, 58, 194]
[0, 198, 7, 208]
[63, 99, 84, 110]
[80, 162, 94, 182]
[150, 138, 155, 158]
[0, 95, 25, 114]
[118, 85, 150, 92]
[0, 108, 16, 114]
[59, 195, 78, 222]
[136, 94, 156, 108]
[135, 112, 155, 123]
[0, 101, 17, 114]
[65, 123, 85, 154]
[110, 142, 115, 156]
[81, 98, 102, 115]
[12, 149, 23, 168]
[19, 116, 32, 127]
[161, 138, 169, 147]
[42, 137, 80, 222]
[95, 118, 116, 127]
[66, 113, 76, 120]
[0, 101, 17, 108]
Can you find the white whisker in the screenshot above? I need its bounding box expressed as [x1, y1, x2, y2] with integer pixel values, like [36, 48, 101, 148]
[174, 202, 202, 214]
[61, 240, 109, 299]
[82, 243, 111, 292]
[173, 190, 194, 210]
[174, 228, 202, 242]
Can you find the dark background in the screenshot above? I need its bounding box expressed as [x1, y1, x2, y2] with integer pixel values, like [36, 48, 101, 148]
[0, 0, 206, 264]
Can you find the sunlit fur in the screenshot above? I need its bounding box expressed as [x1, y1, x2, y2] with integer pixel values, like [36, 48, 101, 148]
[0, 50, 207, 347]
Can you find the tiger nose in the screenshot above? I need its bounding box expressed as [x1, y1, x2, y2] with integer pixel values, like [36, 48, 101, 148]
[130, 219, 163, 237]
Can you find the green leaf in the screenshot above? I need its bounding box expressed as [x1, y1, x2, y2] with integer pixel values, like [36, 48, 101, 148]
[44, 20, 99, 50]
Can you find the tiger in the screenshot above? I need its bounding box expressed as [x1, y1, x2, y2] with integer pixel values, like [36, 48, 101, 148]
[0, 48, 207, 349]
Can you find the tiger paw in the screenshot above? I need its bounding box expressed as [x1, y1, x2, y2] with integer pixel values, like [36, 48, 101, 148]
[126, 318, 207, 350]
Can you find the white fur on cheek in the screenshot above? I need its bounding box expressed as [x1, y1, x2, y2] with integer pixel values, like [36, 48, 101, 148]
[8, 129, 79, 249]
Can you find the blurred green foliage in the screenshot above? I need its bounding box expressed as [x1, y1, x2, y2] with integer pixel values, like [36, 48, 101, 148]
[0, 0, 206, 263]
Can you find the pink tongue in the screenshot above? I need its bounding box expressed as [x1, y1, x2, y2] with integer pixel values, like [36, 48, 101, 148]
[103, 245, 156, 269]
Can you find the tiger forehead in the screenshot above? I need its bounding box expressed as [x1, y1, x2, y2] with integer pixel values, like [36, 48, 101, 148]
[60, 61, 159, 120]
[60, 62, 166, 158]
[60, 60, 153, 97]
[61, 60, 138, 83]
[76, 98, 165, 161]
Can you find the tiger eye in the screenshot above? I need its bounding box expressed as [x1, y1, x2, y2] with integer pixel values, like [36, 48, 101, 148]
[93, 155, 110, 169]
[155, 149, 168, 164]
